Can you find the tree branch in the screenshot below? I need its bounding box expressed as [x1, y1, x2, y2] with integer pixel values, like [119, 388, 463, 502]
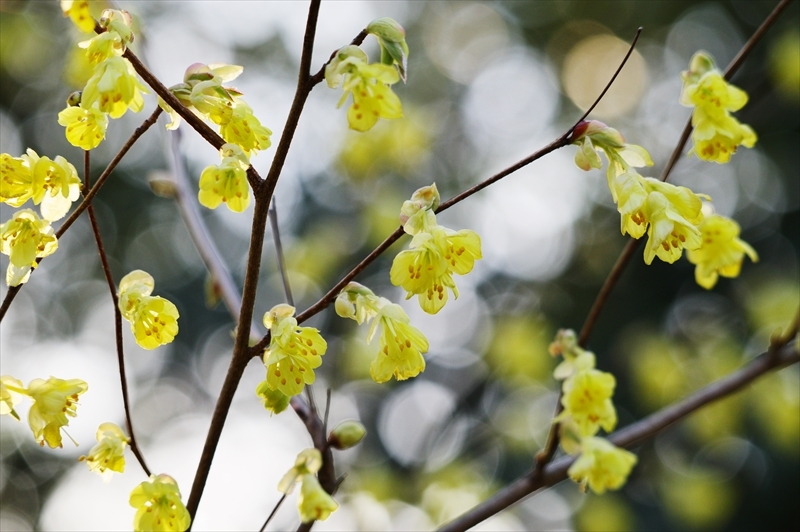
[184, 1, 323, 522]
[439, 340, 800, 531]
[82, 151, 151, 476]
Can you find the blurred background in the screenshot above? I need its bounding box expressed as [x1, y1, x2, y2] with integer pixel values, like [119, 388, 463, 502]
[0, 0, 798, 530]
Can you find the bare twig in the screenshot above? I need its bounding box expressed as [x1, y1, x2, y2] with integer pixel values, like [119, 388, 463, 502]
[82, 151, 151, 476]
[269, 200, 294, 307]
[259, 493, 287, 532]
[439, 341, 800, 531]
[0, 107, 162, 322]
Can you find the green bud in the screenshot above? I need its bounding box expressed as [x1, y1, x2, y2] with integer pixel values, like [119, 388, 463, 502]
[329, 420, 366, 449]
[366, 17, 409, 82]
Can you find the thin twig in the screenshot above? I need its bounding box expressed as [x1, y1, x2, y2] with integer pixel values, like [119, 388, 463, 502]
[83, 150, 151, 476]
[185, 1, 323, 522]
[269, 200, 294, 307]
[439, 341, 800, 531]
[259, 493, 287, 532]
[0, 107, 162, 322]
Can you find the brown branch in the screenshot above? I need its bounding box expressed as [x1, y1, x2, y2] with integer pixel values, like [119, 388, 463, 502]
[260, 493, 287, 532]
[439, 340, 800, 531]
[82, 150, 151, 476]
[184, 0, 323, 522]
[0, 106, 162, 322]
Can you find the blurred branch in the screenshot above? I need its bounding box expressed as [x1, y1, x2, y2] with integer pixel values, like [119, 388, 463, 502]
[531, 0, 793, 503]
[439, 339, 800, 531]
[269, 200, 294, 307]
[185, 0, 323, 523]
[259, 493, 287, 532]
[0, 106, 162, 322]
[82, 151, 151, 477]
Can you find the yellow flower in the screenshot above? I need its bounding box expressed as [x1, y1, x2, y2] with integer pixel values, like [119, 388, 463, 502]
[1, 153, 35, 207]
[61, 0, 96, 33]
[82, 56, 147, 119]
[367, 300, 428, 383]
[29, 151, 82, 222]
[219, 101, 273, 155]
[570, 120, 653, 176]
[0, 209, 59, 286]
[118, 270, 180, 350]
[26, 376, 88, 448]
[689, 110, 756, 163]
[326, 46, 403, 132]
[58, 104, 108, 151]
[568, 437, 638, 494]
[642, 189, 703, 265]
[79, 422, 129, 481]
[129, 474, 191, 532]
[607, 168, 649, 239]
[198, 144, 251, 212]
[686, 214, 758, 289]
[0, 375, 26, 421]
[560, 369, 617, 437]
[680, 53, 757, 163]
[277, 448, 322, 494]
[278, 450, 339, 524]
[298, 474, 339, 523]
[390, 219, 481, 314]
[262, 304, 327, 397]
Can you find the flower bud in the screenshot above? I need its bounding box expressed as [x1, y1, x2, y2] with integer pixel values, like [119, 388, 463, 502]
[328, 420, 366, 449]
[66, 91, 82, 107]
[366, 17, 409, 81]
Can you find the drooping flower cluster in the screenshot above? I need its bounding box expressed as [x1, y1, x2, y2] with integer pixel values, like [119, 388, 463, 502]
[198, 143, 251, 213]
[59, 7, 147, 150]
[0, 148, 81, 282]
[336, 281, 429, 383]
[571, 120, 757, 285]
[278, 449, 339, 524]
[258, 304, 327, 397]
[162, 63, 272, 155]
[79, 422, 129, 482]
[681, 52, 757, 163]
[549, 330, 637, 494]
[389, 184, 482, 314]
[1, 375, 88, 449]
[118, 270, 180, 350]
[129, 474, 191, 532]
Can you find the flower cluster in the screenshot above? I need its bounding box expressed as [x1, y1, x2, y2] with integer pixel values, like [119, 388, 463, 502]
[118, 270, 180, 350]
[257, 304, 327, 398]
[129, 474, 191, 532]
[336, 282, 429, 383]
[1, 375, 88, 448]
[681, 52, 757, 163]
[549, 330, 637, 494]
[59, 7, 147, 150]
[0, 148, 84, 285]
[278, 449, 339, 524]
[390, 184, 482, 313]
[571, 120, 757, 286]
[162, 63, 272, 155]
[198, 143, 251, 213]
